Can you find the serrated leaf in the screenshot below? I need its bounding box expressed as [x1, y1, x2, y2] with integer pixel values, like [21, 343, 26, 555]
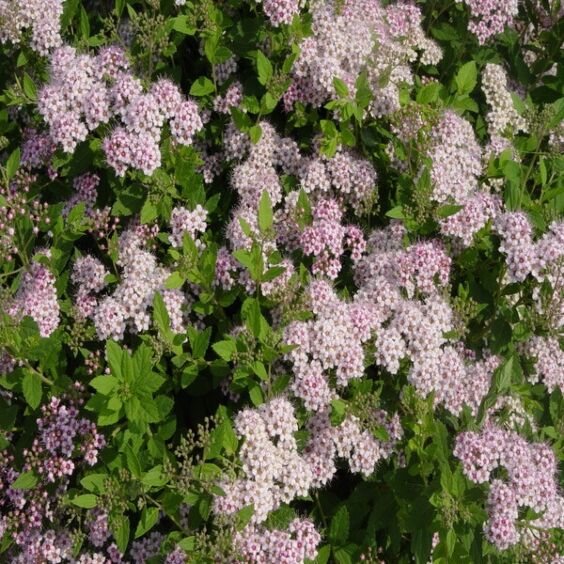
[455, 61, 477, 95]
[172, 15, 196, 35]
[235, 505, 254, 531]
[22, 371, 42, 409]
[190, 76, 215, 96]
[134, 506, 159, 538]
[212, 340, 236, 361]
[333, 77, 349, 98]
[140, 199, 158, 224]
[89, 375, 118, 395]
[329, 506, 350, 544]
[112, 515, 130, 553]
[249, 124, 262, 144]
[256, 51, 273, 86]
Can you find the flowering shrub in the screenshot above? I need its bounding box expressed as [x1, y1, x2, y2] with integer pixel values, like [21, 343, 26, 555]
[0, 0, 562, 562]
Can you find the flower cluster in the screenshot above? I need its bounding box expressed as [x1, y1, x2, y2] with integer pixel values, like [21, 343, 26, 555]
[258, 0, 300, 26]
[213, 398, 313, 524]
[283, 280, 378, 410]
[454, 425, 563, 550]
[37, 45, 203, 175]
[235, 518, 321, 563]
[0, 0, 63, 55]
[284, 0, 441, 115]
[300, 198, 365, 278]
[522, 336, 564, 393]
[456, 0, 519, 44]
[169, 204, 207, 248]
[426, 110, 483, 204]
[0, 389, 105, 560]
[7, 257, 60, 337]
[440, 191, 502, 247]
[91, 224, 189, 340]
[354, 224, 501, 415]
[482, 64, 528, 136]
[305, 409, 402, 485]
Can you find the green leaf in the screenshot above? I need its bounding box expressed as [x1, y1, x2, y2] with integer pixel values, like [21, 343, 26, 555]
[140, 199, 158, 224]
[212, 340, 236, 361]
[134, 506, 159, 538]
[333, 77, 349, 98]
[251, 361, 268, 381]
[80, 6, 90, 39]
[112, 515, 130, 554]
[249, 384, 264, 406]
[235, 505, 254, 531]
[190, 76, 215, 96]
[23, 74, 37, 101]
[258, 190, 273, 233]
[153, 292, 173, 341]
[6, 148, 20, 181]
[165, 271, 185, 290]
[172, 15, 196, 35]
[106, 340, 123, 378]
[256, 51, 273, 86]
[417, 82, 441, 104]
[124, 445, 142, 479]
[385, 206, 405, 219]
[11, 471, 38, 489]
[329, 506, 350, 544]
[188, 327, 211, 359]
[89, 375, 118, 395]
[22, 371, 42, 409]
[80, 474, 106, 494]
[242, 297, 262, 338]
[330, 399, 347, 426]
[455, 61, 477, 95]
[71, 494, 98, 509]
[249, 124, 262, 144]
[436, 204, 463, 218]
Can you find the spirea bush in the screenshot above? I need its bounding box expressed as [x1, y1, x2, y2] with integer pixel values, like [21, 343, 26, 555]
[0, 0, 562, 561]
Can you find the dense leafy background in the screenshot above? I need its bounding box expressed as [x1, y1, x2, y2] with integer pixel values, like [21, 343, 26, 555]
[0, 0, 562, 562]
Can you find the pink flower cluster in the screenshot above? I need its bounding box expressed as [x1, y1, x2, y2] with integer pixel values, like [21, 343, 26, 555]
[213, 398, 313, 524]
[456, 0, 519, 44]
[8, 258, 60, 337]
[299, 147, 378, 213]
[63, 173, 101, 217]
[169, 204, 207, 248]
[496, 213, 564, 302]
[522, 336, 564, 394]
[0, 0, 63, 55]
[283, 280, 379, 410]
[262, 0, 300, 26]
[427, 110, 483, 204]
[37, 45, 203, 175]
[454, 425, 563, 550]
[300, 198, 365, 279]
[353, 223, 501, 415]
[72, 254, 109, 319]
[305, 409, 402, 485]
[235, 518, 321, 563]
[283, 0, 441, 115]
[0, 389, 106, 560]
[482, 64, 528, 135]
[91, 224, 189, 340]
[440, 191, 502, 247]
